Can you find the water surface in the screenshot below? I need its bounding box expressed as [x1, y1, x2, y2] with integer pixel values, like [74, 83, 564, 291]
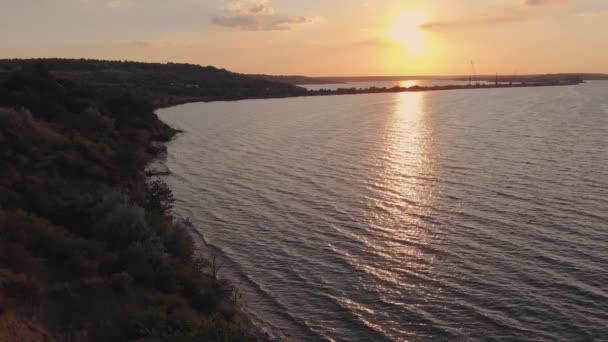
[157, 82, 608, 341]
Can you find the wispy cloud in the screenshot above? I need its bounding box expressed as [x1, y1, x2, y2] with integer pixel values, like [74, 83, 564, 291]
[421, 14, 524, 31]
[422, 0, 569, 31]
[132, 39, 201, 48]
[523, 0, 567, 7]
[212, 0, 313, 31]
[577, 10, 608, 18]
[106, 0, 127, 9]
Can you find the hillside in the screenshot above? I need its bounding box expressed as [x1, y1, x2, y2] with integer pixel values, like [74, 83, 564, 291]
[247, 74, 342, 85]
[0, 64, 251, 340]
[0, 59, 307, 107]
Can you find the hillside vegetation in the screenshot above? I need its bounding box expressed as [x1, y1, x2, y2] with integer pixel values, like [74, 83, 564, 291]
[0, 59, 307, 107]
[247, 74, 341, 85]
[0, 63, 252, 341]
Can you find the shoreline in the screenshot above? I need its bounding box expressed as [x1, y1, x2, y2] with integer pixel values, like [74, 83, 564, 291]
[153, 79, 583, 108]
[147, 124, 279, 342]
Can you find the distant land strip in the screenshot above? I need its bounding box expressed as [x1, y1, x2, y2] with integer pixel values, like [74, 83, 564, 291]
[0, 59, 595, 109]
[249, 73, 608, 85]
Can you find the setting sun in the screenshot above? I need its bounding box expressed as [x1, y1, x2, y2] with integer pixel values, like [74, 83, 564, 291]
[388, 12, 427, 53]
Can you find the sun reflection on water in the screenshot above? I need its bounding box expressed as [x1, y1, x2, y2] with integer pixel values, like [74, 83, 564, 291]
[323, 92, 441, 338]
[398, 80, 421, 88]
[366, 91, 438, 266]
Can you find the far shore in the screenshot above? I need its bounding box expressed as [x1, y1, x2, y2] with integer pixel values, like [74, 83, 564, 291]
[153, 78, 583, 109]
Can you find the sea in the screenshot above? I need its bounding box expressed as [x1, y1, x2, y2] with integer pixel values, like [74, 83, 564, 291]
[156, 80, 608, 341]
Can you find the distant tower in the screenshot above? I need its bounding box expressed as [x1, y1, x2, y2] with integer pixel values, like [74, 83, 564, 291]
[510, 70, 517, 86]
[470, 61, 477, 86]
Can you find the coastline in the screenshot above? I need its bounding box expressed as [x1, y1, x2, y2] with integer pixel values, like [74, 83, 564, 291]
[152, 79, 583, 109]
[148, 115, 278, 342]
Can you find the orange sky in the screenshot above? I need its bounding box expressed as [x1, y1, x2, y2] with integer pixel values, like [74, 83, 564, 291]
[1, 0, 607, 76]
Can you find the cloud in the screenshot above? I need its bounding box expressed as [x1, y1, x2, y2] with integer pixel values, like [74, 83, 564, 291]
[106, 0, 126, 8]
[523, 0, 567, 6]
[212, 0, 313, 31]
[422, 0, 569, 31]
[224, 0, 275, 16]
[577, 10, 608, 18]
[132, 40, 200, 48]
[421, 14, 524, 31]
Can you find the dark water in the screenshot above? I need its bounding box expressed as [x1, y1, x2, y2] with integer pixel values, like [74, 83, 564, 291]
[157, 82, 608, 341]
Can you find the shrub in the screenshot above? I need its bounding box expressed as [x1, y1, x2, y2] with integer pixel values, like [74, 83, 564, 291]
[188, 315, 251, 342]
[127, 237, 173, 289]
[114, 138, 146, 178]
[0, 209, 102, 276]
[78, 107, 115, 135]
[127, 305, 199, 341]
[160, 218, 194, 262]
[128, 307, 250, 342]
[0, 242, 39, 272]
[0, 271, 43, 300]
[1, 210, 67, 259]
[63, 247, 101, 276]
[110, 272, 133, 293]
[92, 191, 152, 248]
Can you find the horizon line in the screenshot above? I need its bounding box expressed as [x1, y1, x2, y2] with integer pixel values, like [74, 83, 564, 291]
[1, 57, 607, 78]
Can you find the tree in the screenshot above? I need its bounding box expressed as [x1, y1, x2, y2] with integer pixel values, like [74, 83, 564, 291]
[208, 249, 224, 280]
[145, 179, 175, 214]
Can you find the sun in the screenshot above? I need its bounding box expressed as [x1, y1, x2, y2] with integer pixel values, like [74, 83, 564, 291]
[388, 12, 427, 52]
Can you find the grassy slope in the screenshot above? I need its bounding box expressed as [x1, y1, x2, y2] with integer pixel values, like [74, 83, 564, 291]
[0, 63, 253, 341]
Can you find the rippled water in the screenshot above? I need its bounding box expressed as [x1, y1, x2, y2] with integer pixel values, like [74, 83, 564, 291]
[157, 82, 608, 341]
